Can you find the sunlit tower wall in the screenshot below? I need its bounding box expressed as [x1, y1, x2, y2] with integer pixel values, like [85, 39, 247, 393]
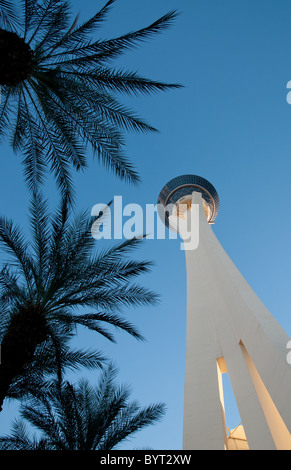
[157, 175, 291, 450]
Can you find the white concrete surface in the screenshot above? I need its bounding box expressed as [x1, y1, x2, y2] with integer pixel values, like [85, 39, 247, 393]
[169, 191, 291, 450]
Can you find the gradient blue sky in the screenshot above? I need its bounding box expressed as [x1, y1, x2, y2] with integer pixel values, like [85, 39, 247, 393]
[0, 0, 291, 450]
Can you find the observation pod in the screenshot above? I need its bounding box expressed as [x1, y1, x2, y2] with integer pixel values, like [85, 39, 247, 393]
[158, 174, 291, 450]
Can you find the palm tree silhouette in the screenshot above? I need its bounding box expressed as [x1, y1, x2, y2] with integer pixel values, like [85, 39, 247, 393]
[0, 0, 181, 201]
[0, 363, 166, 450]
[0, 192, 158, 411]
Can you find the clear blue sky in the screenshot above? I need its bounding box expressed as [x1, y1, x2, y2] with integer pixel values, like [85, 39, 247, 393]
[1, 0, 291, 450]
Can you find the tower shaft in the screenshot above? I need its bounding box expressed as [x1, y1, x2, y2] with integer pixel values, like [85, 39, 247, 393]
[178, 192, 291, 450]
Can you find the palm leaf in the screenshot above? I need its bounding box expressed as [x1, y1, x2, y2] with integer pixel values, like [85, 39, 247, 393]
[0, 0, 19, 29]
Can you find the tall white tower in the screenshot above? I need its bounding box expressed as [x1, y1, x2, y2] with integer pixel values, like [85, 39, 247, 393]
[158, 175, 291, 450]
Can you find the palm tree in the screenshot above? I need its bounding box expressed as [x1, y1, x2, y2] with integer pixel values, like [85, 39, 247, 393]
[0, 0, 181, 201]
[6, 333, 107, 403]
[0, 192, 158, 411]
[0, 363, 166, 450]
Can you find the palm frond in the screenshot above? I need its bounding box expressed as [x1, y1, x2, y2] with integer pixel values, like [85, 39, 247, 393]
[0, 0, 19, 30]
[0, 420, 36, 450]
[0, 215, 36, 292]
[57, 311, 144, 342]
[48, 10, 180, 63]
[0, 87, 13, 142]
[54, 0, 116, 49]
[28, 191, 51, 283]
[20, 90, 47, 193]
